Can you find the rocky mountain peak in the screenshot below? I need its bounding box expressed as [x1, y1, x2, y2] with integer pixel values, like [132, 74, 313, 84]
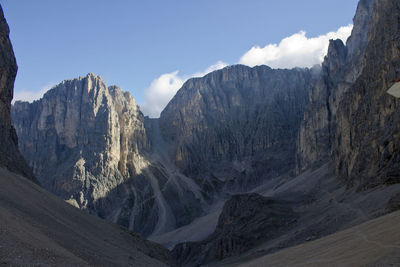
[12, 73, 149, 211]
[160, 65, 313, 191]
[346, 0, 376, 60]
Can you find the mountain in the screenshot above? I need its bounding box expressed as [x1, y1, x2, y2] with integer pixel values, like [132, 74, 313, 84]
[12, 74, 206, 237]
[9, 0, 400, 265]
[0, 6, 36, 182]
[334, 0, 400, 189]
[0, 5, 173, 266]
[12, 74, 150, 212]
[12, 65, 315, 238]
[297, 0, 400, 188]
[159, 65, 315, 191]
[296, 0, 375, 173]
[165, 0, 400, 264]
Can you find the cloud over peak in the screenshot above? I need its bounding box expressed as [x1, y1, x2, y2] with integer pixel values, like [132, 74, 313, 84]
[239, 25, 353, 69]
[141, 61, 227, 118]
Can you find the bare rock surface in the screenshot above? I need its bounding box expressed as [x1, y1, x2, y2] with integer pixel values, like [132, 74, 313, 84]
[334, 0, 400, 188]
[12, 73, 207, 237]
[0, 5, 36, 182]
[171, 193, 297, 266]
[160, 64, 314, 193]
[296, 0, 376, 173]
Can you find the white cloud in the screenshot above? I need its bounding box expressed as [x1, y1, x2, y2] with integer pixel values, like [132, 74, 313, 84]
[141, 71, 184, 118]
[13, 83, 56, 104]
[142, 25, 353, 118]
[191, 61, 228, 78]
[141, 61, 227, 118]
[239, 24, 353, 68]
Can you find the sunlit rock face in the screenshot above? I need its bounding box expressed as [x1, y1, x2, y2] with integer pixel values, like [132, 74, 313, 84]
[13, 74, 148, 205]
[12, 74, 160, 234]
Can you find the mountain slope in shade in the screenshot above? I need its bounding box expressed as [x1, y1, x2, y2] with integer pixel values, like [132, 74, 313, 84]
[0, 167, 174, 266]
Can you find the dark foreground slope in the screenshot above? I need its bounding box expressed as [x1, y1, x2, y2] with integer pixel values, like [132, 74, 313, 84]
[0, 5, 172, 266]
[0, 167, 173, 266]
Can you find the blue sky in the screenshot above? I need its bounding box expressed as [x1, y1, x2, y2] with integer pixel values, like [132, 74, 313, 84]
[1, 0, 359, 117]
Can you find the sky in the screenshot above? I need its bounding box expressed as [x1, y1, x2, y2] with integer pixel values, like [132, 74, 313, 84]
[1, 0, 359, 117]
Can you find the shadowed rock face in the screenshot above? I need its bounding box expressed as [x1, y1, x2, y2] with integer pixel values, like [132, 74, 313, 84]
[334, 0, 400, 188]
[171, 193, 297, 266]
[297, 0, 400, 189]
[0, 6, 36, 182]
[160, 65, 314, 192]
[296, 0, 376, 174]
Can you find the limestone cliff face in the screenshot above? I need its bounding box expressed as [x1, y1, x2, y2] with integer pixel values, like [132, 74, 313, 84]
[296, 0, 376, 173]
[160, 65, 314, 191]
[334, 0, 400, 188]
[0, 6, 35, 181]
[13, 73, 148, 206]
[12, 74, 208, 237]
[12, 74, 165, 235]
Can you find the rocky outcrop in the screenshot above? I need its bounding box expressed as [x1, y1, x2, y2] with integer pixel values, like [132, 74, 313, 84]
[334, 0, 400, 188]
[0, 6, 36, 182]
[172, 193, 297, 266]
[297, 0, 400, 190]
[296, 0, 376, 173]
[160, 65, 315, 192]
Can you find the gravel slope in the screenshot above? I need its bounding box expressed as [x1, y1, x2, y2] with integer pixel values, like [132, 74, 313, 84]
[241, 210, 400, 267]
[0, 167, 173, 267]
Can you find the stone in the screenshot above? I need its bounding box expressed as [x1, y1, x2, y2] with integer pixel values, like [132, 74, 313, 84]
[0, 5, 36, 182]
[171, 193, 297, 266]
